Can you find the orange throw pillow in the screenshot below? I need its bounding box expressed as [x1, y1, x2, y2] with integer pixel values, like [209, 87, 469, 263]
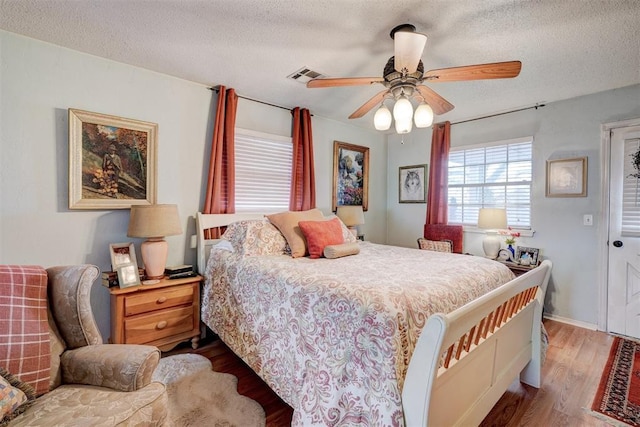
[298, 217, 345, 259]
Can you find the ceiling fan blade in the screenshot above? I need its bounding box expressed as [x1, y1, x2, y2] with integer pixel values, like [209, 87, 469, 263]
[394, 31, 427, 74]
[349, 89, 390, 119]
[307, 77, 384, 88]
[415, 85, 454, 115]
[424, 61, 522, 82]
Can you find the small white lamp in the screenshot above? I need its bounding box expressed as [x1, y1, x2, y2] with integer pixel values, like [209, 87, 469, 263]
[477, 208, 507, 259]
[127, 204, 182, 279]
[336, 206, 365, 237]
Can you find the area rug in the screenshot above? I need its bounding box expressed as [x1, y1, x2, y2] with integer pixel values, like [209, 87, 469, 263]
[591, 336, 640, 426]
[152, 353, 265, 427]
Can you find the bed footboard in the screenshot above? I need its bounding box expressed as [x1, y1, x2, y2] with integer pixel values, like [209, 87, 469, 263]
[402, 260, 552, 427]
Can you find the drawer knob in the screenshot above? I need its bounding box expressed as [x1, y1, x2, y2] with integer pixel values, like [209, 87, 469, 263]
[156, 320, 168, 330]
[157, 296, 167, 304]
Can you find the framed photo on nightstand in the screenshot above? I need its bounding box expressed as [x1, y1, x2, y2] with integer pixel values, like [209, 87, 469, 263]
[116, 264, 141, 288]
[516, 246, 540, 266]
[110, 242, 141, 287]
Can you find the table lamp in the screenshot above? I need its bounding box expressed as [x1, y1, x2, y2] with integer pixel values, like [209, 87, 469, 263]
[127, 204, 182, 280]
[477, 208, 507, 259]
[336, 205, 365, 236]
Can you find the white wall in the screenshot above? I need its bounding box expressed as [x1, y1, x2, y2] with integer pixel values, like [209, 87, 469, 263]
[386, 84, 640, 326]
[0, 31, 385, 339]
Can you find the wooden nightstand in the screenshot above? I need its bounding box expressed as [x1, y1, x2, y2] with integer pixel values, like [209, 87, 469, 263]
[109, 275, 202, 352]
[498, 260, 538, 277]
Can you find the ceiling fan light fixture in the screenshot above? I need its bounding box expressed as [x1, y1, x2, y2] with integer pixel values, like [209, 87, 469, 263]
[394, 31, 427, 74]
[395, 117, 413, 134]
[414, 102, 434, 128]
[374, 103, 392, 131]
[393, 95, 413, 122]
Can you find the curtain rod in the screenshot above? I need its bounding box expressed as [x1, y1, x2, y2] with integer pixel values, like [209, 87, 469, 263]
[451, 103, 546, 126]
[210, 86, 292, 112]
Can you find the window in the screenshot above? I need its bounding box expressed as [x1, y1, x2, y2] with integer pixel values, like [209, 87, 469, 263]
[448, 137, 532, 228]
[235, 128, 292, 213]
[622, 138, 640, 236]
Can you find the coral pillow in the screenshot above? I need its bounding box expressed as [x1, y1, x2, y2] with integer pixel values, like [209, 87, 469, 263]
[298, 217, 345, 259]
[266, 209, 324, 258]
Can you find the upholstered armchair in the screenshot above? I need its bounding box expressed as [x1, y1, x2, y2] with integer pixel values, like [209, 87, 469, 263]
[423, 223, 464, 254]
[0, 265, 167, 426]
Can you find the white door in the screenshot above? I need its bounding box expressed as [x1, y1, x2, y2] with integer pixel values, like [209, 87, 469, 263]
[608, 125, 640, 339]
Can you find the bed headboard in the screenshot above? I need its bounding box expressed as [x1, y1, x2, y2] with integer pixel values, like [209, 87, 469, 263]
[195, 212, 266, 275]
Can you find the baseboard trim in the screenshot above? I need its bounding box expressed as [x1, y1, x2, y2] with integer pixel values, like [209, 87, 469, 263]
[543, 313, 598, 331]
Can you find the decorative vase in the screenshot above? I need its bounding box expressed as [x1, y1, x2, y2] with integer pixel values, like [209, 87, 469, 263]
[507, 244, 515, 258]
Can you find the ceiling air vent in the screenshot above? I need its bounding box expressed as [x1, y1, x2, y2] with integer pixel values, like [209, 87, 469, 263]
[287, 67, 325, 84]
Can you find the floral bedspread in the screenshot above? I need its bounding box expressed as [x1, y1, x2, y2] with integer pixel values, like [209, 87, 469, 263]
[202, 242, 514, 426]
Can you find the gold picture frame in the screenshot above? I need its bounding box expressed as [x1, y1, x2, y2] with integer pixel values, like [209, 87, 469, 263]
[69, 108, 157, 209]
[546, 157, 587, 197]
[332, 141, 369, 211]
[399, 164, 427, 203]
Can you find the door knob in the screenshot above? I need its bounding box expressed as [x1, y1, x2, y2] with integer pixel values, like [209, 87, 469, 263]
[613, 240, 623, 247]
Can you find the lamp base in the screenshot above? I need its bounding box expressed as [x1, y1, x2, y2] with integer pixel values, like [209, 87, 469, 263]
[482, 233, 501, 259]
[140, 238, 168, 279]
[347, 226, 358, 237]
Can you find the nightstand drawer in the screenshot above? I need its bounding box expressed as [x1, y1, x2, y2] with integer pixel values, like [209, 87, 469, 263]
[124, 284, 194, 316]
[124, 306, 195, 344]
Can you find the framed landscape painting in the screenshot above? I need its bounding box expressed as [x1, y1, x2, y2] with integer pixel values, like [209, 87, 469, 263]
[332, 141, 369, 211]
[68, 109, 157, 209]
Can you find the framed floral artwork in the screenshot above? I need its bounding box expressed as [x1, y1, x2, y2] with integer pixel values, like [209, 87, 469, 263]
[332, 141, 369, 211]
[68, 108, 157, 209]
[399, 164, 427, 203]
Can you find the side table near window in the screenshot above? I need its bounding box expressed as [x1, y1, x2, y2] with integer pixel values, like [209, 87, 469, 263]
[497, 260, 539, 277]
[109, 275, 202, 351]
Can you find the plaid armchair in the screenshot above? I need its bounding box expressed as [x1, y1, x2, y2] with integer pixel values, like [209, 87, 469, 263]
[0, 265, 167, 426]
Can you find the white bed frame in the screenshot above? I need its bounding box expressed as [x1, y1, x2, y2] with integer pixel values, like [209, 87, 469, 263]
[195, 212, 552, 426]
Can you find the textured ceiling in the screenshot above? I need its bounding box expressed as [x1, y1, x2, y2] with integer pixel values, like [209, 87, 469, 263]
[1, 0, 639, 129]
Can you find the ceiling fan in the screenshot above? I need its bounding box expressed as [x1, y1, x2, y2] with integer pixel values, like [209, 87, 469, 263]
[306, 24, 522, 133]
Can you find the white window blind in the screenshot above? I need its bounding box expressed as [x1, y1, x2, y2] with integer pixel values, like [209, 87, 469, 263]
[622, 138, 640, 236]
[235, 129, 292, 213]
[448, 137, 532, 228]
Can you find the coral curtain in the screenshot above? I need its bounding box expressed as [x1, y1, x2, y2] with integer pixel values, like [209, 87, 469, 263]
[203, 86, 238, 238]
[289, 107, 316, 211]
[426, 121, 451, 225]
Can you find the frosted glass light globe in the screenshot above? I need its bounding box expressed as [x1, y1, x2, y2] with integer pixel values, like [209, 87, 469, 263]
[414, 103, 434, 128]
[395, 118, 413, 134]
[373, 104, 392, 130]
[393, 96, 413, 122]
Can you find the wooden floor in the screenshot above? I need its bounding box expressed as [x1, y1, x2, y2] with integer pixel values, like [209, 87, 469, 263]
[173, 319, 615, 426]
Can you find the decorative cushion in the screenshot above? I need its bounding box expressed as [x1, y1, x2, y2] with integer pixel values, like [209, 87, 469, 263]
[325, 215, 358, 244]
[324, 242, 361, 259]
[0, 265, 51, 396]
[266, 209, 325, 258]
[0, 367, 35, 426]
[417, 238, 453, 253]
[221, 219, 288, 256]
[298, 217, 345, 259]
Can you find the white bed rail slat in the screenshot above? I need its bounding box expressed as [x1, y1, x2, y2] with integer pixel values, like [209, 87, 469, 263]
[402, 260, 552, 426]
